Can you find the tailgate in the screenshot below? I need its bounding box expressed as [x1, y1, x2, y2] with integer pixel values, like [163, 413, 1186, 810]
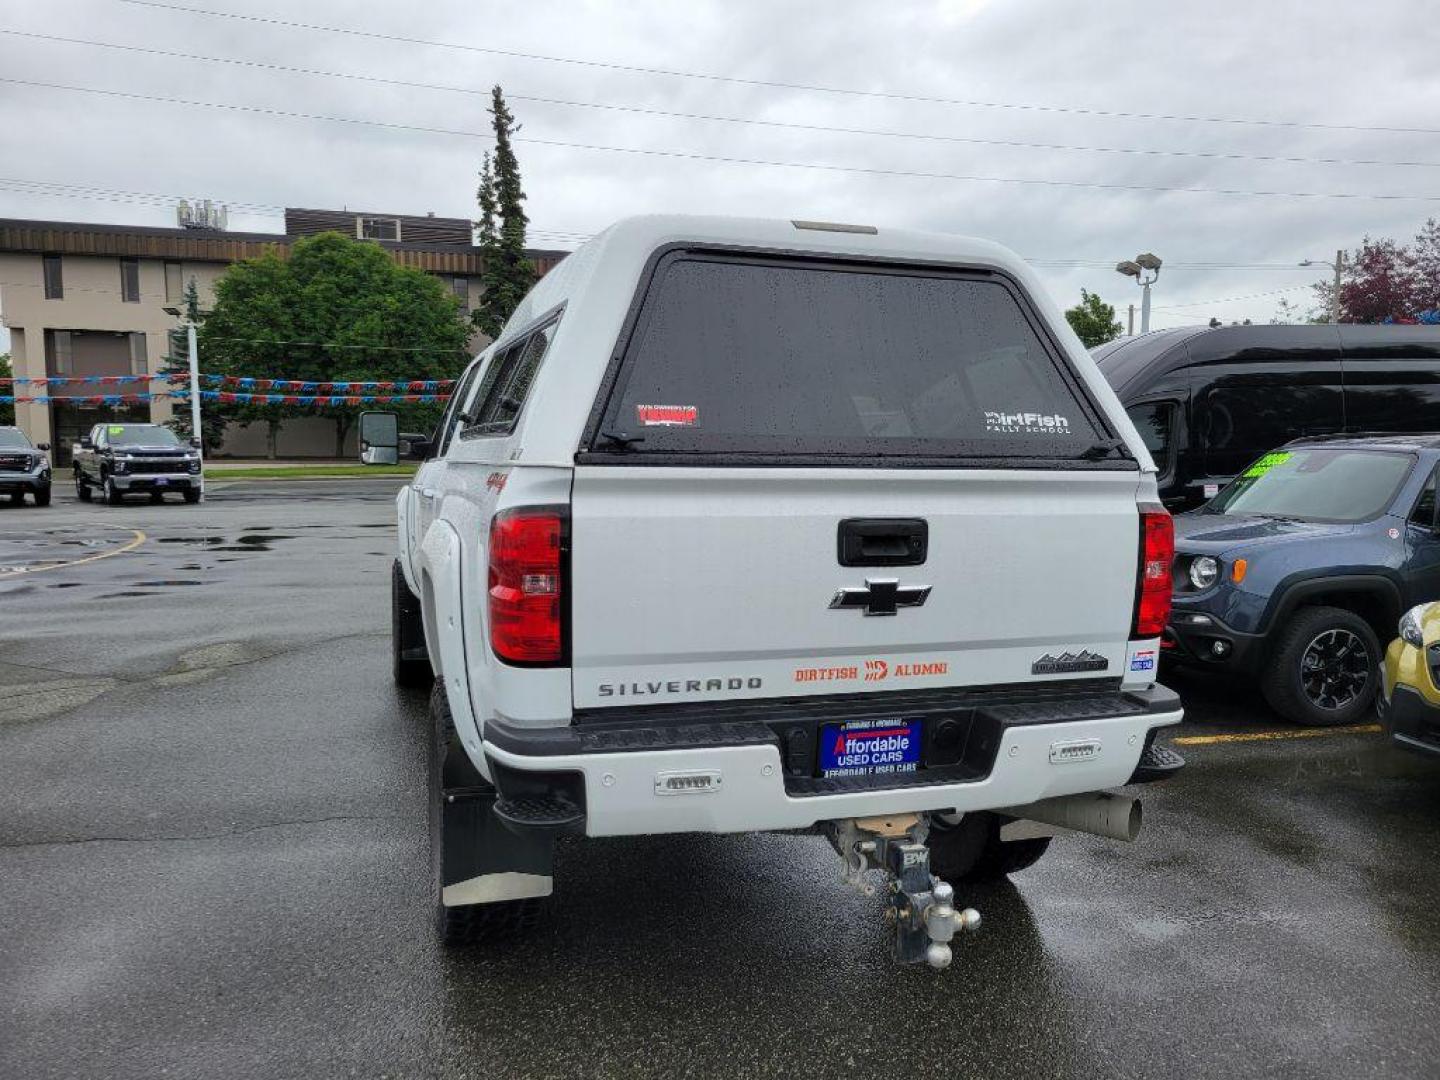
[570, 467, 1139, 708]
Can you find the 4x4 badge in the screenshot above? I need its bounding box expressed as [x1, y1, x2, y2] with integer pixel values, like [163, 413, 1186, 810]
[829, 578, 932, 617]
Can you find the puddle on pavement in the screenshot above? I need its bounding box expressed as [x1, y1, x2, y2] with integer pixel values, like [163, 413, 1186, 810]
[97, 591, 150, 599]
[47, 582, 85, 589]
[157, 536, 224, 547]
[134, 579, 210, 587]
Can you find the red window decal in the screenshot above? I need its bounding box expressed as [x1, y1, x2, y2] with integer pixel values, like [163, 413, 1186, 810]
[636, 404, 698, 427]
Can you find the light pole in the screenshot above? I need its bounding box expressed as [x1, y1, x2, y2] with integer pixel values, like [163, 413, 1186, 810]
[1299, 250, 1345, 324]
[1115, 252, 1163, 334]
[162, 298, 203, 461]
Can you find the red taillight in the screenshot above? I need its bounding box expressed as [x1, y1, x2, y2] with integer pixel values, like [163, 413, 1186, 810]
[1132, 506, 1174, 639]
[489, 507, 566, 665]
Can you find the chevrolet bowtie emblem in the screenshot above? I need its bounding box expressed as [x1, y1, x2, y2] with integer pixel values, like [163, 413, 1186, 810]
[829, 578, 932, 617]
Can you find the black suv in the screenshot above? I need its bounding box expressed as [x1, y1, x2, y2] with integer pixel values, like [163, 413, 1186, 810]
[1166, 435, 1440, 726]
[0, 426, 52, 506]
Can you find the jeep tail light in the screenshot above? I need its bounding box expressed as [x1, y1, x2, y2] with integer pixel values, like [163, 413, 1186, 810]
[489, 507, 567, 665]
[1132, 505, 1174, 639]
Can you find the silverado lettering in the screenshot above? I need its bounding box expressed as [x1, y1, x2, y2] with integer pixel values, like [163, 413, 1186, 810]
[598, 677, 764, 697]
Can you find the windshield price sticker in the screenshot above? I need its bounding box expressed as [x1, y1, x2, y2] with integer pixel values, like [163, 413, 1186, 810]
[107, 425, 125, 435]
[1243, 451, 1292, 479]
[820, 718, 923, 778]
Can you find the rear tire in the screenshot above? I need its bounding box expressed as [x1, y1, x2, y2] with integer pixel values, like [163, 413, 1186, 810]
[393, 560, 433, 689]
[74, 471, 91, 502]
[150, 491, 165, 504]
[1261, 605, 1379, 727]
[928, 812, 1052, 885]
[429, 684, 545, 945]
[7, 492, 21, 506]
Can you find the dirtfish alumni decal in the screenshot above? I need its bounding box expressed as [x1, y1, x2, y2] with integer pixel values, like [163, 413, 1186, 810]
[794, 659, 949, 684]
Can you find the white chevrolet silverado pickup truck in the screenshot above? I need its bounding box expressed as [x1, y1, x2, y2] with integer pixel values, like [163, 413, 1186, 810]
[367, 214, 1185, 969]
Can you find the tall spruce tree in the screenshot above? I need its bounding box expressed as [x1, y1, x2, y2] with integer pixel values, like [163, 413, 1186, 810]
[473, 87, 534, 340]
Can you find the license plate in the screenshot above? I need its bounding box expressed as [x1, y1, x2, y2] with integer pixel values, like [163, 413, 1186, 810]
[153, 478, 168, 485]
[819, 718, 923, 778]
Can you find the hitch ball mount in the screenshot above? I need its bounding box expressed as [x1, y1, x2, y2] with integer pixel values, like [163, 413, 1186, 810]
[831, 815, 981, 971]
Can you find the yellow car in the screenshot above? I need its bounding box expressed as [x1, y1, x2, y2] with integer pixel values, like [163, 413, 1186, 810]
[1380, 603, 1440, 754]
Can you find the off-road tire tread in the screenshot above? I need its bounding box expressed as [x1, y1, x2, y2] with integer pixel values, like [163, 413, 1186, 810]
[1260, 605, 1379, 727]
[929, 812, 1052, 884]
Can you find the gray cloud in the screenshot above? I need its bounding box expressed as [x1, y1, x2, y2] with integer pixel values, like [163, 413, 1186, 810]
[3, 0, 1438, 351]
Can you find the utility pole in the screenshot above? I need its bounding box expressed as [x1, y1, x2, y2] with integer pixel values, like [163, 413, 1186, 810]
[1300, 251, 1346, 324]
[1128, 304, 1135, 336]
[187, 321, 202, 464]
[1331, 249, 1344, 324]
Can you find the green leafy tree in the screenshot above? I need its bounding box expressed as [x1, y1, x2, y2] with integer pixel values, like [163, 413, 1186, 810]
[0, 352, 13, 426]
[473, 87, 534, 340]
[199, 232, 472, 458]
[1064, 289, 1123, 348]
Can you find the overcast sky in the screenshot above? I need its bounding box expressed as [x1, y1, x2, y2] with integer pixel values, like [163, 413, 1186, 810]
[4, 0, 1439, 352]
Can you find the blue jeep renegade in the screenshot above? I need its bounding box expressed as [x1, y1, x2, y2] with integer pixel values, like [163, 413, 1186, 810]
[1166, 435, 1440, 726]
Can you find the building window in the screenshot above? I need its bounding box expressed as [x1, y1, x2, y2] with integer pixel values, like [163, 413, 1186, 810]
[128, 333, 148, 375]
[164, 261, 183, 303]
[45, 330, 74, 375]
[357, 216, 400, 242]
[119, 257, 140, 303]
[42, 254, 63, 299]
[451, 276, 470, 314]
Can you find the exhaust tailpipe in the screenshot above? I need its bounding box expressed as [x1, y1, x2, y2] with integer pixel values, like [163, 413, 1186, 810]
[999, 792, 1141, 842]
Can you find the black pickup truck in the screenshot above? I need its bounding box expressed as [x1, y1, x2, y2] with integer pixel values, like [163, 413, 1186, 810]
[72, 423, 203, 505]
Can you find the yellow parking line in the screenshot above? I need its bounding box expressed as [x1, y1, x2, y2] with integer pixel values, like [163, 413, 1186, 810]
[0, 527, 146, 578]
[1174, 723, 1382, 746]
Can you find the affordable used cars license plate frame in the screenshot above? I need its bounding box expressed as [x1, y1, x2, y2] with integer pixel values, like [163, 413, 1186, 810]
[818, 718, 923, 778]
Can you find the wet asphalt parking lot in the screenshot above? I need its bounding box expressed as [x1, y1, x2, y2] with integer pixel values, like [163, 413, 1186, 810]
[4, 479, 1440, 1079]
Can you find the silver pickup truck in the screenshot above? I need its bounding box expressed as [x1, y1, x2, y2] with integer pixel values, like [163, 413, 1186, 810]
[0, 425, 52, 507]
[72, 423, 203, 505]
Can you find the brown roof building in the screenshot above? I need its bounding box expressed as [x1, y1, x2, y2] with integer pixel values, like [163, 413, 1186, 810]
[0, 207, 567, 461]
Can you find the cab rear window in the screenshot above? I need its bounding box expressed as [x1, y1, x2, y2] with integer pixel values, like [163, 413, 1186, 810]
[594, 254, 1106, 460]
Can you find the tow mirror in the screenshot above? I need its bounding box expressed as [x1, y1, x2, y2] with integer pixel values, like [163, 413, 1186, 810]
[400, 432, 433, 461]
[79, 436, 94, 450]
[358, 410, 400, 465]
[36, 442, 50, 451]
[190, 436, 202, 449]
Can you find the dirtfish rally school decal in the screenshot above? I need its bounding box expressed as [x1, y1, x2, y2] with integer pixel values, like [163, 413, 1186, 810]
[983, 410, 1071, 435]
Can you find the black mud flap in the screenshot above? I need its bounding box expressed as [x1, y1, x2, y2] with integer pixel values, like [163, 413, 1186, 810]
[440, 786, 557, 906]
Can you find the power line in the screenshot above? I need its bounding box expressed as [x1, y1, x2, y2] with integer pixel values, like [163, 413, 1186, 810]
[1151, 286, 1312, 310]
[0, 178, 1340, 271]
[0, 178, 593, 243]
[8, 77, 1440, 204]
[6, 30, 1438, 172]
[111, 0, 1440, 138]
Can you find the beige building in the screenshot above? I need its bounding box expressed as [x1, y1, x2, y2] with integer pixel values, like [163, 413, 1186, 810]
[0, 209, 565, 463]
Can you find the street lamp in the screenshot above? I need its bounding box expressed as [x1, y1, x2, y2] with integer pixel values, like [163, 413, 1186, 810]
[163, 299, 203, 457]
[1299, 250, 1345, 324]
[1115, 252, 1162, 334]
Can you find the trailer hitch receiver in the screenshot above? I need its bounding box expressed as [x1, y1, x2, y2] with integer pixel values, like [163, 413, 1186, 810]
[831, 816, 981, 970]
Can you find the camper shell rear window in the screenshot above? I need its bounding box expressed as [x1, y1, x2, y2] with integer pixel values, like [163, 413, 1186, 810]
[584, 251, 1122, 465]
